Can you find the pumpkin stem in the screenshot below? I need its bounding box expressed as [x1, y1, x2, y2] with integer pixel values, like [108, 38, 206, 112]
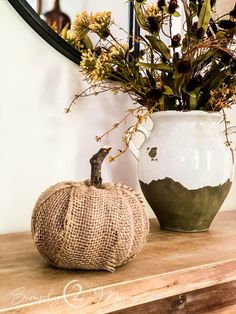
[90, 146, 112, 188]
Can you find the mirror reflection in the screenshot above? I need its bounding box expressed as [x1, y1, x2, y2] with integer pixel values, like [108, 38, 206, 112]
[26, 0, 130, 34]
[27, 0, 71, 32]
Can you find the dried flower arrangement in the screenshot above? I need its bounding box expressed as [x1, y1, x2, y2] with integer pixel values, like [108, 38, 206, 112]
[61, 0, 236, 160]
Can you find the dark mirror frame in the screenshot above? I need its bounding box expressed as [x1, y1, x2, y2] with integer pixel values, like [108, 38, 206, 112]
[8, 0, 82, 65]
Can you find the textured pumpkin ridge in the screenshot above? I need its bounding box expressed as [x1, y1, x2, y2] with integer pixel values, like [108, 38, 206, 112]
[103, 184, 128, 269]
[32, 182, 79, 241]
[114, 184, 136, 266]
[103, 235, 118, 272]
[55, 184, 91, 269]
[128, 184, 149, 258]
[32, 186, 72, 265]
[102, 185, 120, 272]
[96, 186, 120, 271]
[33, 182, 78, 211]
[116, 184, 149, 263]
[53, 185, 80, 267]
[112, 183, 149, 264]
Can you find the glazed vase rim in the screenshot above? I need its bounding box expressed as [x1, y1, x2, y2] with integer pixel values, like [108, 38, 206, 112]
[150, 110, 222, 117]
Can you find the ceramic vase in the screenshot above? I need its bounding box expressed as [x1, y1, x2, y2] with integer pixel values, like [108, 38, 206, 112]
[129, 111, 236, 232]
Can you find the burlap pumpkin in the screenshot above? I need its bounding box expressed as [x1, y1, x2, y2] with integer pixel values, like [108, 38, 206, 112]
[32, 147, 149, 272]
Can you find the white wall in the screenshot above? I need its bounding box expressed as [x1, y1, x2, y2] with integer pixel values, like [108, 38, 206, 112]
[0, 0, 144, 234]
[0, 0, 235, 234]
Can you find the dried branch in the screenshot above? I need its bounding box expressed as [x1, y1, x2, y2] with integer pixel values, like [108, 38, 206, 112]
[96, 106, 143, 142]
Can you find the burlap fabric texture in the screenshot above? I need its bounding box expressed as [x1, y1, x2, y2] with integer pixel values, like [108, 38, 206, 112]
[32, 180, 149, 272]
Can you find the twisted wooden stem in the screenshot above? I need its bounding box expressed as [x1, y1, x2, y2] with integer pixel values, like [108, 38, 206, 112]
[90, 146, 112, 188]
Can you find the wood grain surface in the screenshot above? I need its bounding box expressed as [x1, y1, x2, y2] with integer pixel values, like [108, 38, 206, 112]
[0, 211, 236, 313]
[113, 281, 236, 314]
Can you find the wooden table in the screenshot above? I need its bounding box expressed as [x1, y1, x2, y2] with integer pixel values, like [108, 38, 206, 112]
[0, 211, 236, 313]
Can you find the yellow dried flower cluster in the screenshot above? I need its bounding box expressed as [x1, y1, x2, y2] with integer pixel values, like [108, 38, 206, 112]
[143, 4, 162, 19]
[80, 43, 128, 82]
[72, 11, 112, 40]
[80, 49, 110, 82]
[65, 29, 77, 41]
[72, 11, 90, 38]
[93, 54, 112, 82]
[80, 50, 96, 77]
[89, 11, 112, 38]
[108, 44, 128, 59]
[209, 84, 236, 110]
[62, 29, 82, 50]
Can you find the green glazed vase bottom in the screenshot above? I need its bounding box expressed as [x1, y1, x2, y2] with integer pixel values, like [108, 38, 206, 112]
[139, 177, 232, 233]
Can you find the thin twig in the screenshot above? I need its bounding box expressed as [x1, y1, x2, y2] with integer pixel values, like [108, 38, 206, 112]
[96, 106, 143, 142]
[222, 108, 232, 147]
